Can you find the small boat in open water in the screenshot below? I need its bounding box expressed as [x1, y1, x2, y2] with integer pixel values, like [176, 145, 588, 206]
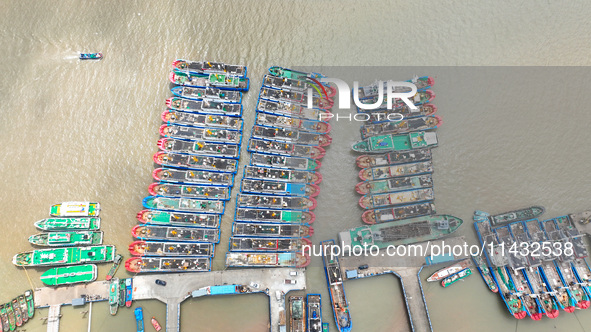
[126, 256, 211, 273]
[172, 59, 247, 77]
[129, 241, 213, 257]
[153, 151, 238, 173]
[237, 194, 316, 211]
[235, 208, 315, 224]
[251, 125, 332, 146]
[241, 179, 320, 197]
[360, 115, 442, 139]
[225, 252, 310, 268]
[250, 153, 320, 171]
[352, 131, 438, 154]
[359, 161, 433, 181]
[257, 99, 332, 121]
[166, 97, 242, 117]
[136, 209, 220, 228]
[362, 202, 435, 224]
[355, 174, 433, 195]
[148, 182, 230, 200]
[356, 149, 432, 168]
[79, 53, 102, 60]
[131, 224, 220, 243]
[160, 124, 242, 144]
[170, 69, 249, 91]
[232, 222, 313, 238]
[171, 86, 242, 103]
[142, 196, 225, 214]
[161, 110, 243, 130]
[153, 167, 234, 187]
[157, 138, 239, 159]
[248, 139, 325, 159]
[256, 112, 331, 134]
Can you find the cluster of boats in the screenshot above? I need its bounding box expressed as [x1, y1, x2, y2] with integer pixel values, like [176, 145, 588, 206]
[127, 60, 250, 274]
[0, 290, 34, 332]
[12, 202, 120, 288]
[107, 277, 135, 316]
[473, 206, 591, 320]
[286, 294, 329, 332]
[426, 258, 474, 288]
[225, 66, 337, 269]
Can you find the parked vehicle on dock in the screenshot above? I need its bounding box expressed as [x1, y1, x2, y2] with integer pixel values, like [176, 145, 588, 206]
[155, 279, 167, 286]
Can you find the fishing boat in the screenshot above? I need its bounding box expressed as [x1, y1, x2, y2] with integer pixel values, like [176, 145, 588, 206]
[553, 215, 588, 258]
[359, 188, 434, 209]
[321, 240, 352, 332]
[232, 222, 313, 238]
[152, 168, 233, 187]
[24, 290, 34, 319]
[148, 182, 230, 200]
[79, 53, 102, 60]
[229, 237, 311, 252]
[360, 103, 438, 122]
[109, 278, 119, 316]
[361, 202, 435, 224]
[125, 256, 211, 273]
[427, 259, 471, 282]
[507, 266, 544, 320]
[118, 279, 126, 307]
[125, 278, 133, 307]
[28, 231, 103, 246]
[571, 258, 591, 295]
[161, 110, 243, 130]
[259, 87, 332, 109]
[355, 174, 433, 195]
[359, 90, 435, 111]
[441, 268, 472, 287]
[257, 99, 332, 121]
[128, 241, 213, 257]
[490, 267, 527, 319]
[255, 112, 331, 134]
[289, 296, 306, 332]
[160, 124, 242, 144]
[352, 131, 438, 154]
[165, 97, 242, 117]
[356, 149, 432, 168]
[136, 209, 220, 228]
[494, 226, 528, 270]
[40, 264, 97, 286]
[235, 208, 315, 224]
[480, 206, 546, 227]
[359, 161, 433, 181]
[34, 217, 100, 231]
[237, 194, 317, 211]
[251, 125, 332, 146]
[241, 179, 320, 197]
[170, 69, 249, 91]
[11, 299, 21, 328]
[360, 115, 442, 139]
[224, 252, 310, 268]
[50, 202, 100, 217]
[171, 86, 242, 103]
[268, 66, 322, 81]
[12, 245, 115, 267]
[105, 254, 123, 281]
[131, 224, 219, 243]
[151, 317, 162, 331]
[250, 153, 320, 171]
[17, 296, 27, 324]
[244, 166, 322, 185]
[509, 221, 541, 267]
[526, 267, 560, 318]
[247, 139, 325, 159]
[172, 59, 247, 77]
[339, 215, 462, 250]
[555, 260, 590, 309]
[307, 294, 323, 332]
[4, 302, 14, 332]
[142, 196, 225, 214]
[135, 307, 144, 332]
[471, 254, 498, 292]
[356, 76, 435, 99]
[539, 262, 576, 313]
[157, 138, 239, 159]
[263, 74, 309, 92]
[0, 304, 9, 332]
[153, 151, 238, 173]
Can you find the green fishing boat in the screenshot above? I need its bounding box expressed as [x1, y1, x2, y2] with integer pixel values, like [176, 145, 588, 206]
[12, 245, 115, 267]
[50, 202, 100, 217]
[105, 254, 123, 281]
[28, 231, 103, 246]
[118, 279, 126, 307]
[339, 215, 463, 250]
[11, 299, 21, 328]
[355, 175, 433, 195]
[441, 268, 472, 287]
[4, 302, 15, 331]
[34, 217, 101, 231]
[109, 278, 119, 316]
[352, 131, 438, 153]
[268, 66, 316, 81]
[17, 296, 27, 323]
[489, 206, 545, 226]
[40, 264, 97, 286]
[0, 304, 9, 332]
[24, 290, 34, 319]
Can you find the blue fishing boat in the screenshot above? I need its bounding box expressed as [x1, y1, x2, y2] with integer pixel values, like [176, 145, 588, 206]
[321, 240, 352, 332]
[171, 86, 242, 103]
[125, 278, 133, 307]
[134, 307, 144, 332]
[170, 69, 249, 91]
[79, 53, 102, 60]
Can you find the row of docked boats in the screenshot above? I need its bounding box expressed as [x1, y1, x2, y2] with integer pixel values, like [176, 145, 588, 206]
[0, 290, 34, 332]
[286, 294, 329, 332]
[474, 207, 591, 321]
[225, 67, 336, 269]
[12, 202, 120, 288]
[107, 277, 134, 316]
[126, 59, 250, 273]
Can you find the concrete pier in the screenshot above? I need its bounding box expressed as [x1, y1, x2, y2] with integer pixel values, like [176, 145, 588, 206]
[47, 305, 61, 332]
[338, 236, 468, 332]
[35, 280, 109, 308]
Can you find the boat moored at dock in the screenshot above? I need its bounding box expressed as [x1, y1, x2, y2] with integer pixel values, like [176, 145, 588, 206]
[255, 113, 331, 134]
[427, 259, 471, 282]
[142, 196, 225, 214]
[471, 254, 498, 293]
[259, 87, 332, 109]
[153, 151, 238, 173]
[232, 222, 313, 238]
[359, 161, 433, 181]
[152, 168, 234, 187]
[129, 241, 213, 257]
[40, 264, 97, 286]
[34, 217, 101, 231]
[360, 115, 442, 139]
[0, 304, 9, 332]
[248, 139, 325, 159]
[359, 188, 434, 209]
[160, 124, 242, 144]
[50, 202, 100, 217]
[12, 245, 115, 267]
[244, 166, 322, 184]
[289, 296, 306, 332]
[237, 194, 317, 211]
[250, 153, 320, 171]
[478, 206, 545, 227]
[235, 208, 315, 224]
[257, 99, 331, 121]
[352, 131, 438, 154]
[148, 182, 230, 200]
[136, 209, 220, 228]
[361, 202, 435, 224]
[135, 307, 144, 332]
[251, 125, 332, 146]
[441, 268, 472, 287]
[162, 110, 243, 130]
[172, 59, 247, 77]
[355, 174, 433, 195]
[28, 231, 103, 246]
[131, 224, 220, 243]
[170, 69, 249, 91]
[105, 254, 123, 281]
[171, 86, 242, 103]
[24, 291, 34, 319]
[321, 240, 352, 332]
[307, 294, 323, 332]
[229, 237, 311, 252]
[356, 149, 432, 168]
[241, 179, 320, 197]
[225, 252, 310, 268]
[157, 138, 240, 159]
[166, 97, 242, 117]
[125, 256, 211, 273]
